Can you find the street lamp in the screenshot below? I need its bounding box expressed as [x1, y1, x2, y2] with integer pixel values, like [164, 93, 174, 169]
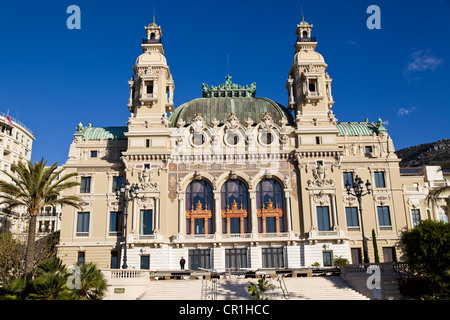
[116, 181, 140, 269]
[345, 175, 372, 264]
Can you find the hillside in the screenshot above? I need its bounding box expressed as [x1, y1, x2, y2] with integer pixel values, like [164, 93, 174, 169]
[395, 139, 450, 169]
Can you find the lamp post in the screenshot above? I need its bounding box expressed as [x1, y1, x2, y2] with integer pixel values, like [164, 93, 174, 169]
[116, 181, 140, 269]
[345, 175, 372, 264]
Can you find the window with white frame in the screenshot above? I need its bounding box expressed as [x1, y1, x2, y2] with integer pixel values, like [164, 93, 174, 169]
[374, 172, 386, 188]
[411, 209, 420, 227]
[377, 206, 392, 229]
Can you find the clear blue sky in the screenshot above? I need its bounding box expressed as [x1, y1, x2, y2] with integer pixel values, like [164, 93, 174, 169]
[0, 0, 448, 164]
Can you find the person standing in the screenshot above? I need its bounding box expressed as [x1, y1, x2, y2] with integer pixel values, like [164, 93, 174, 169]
[180, 257, 186, 270]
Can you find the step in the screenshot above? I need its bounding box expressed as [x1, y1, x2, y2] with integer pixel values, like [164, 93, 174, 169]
[137, 276, 370, 300]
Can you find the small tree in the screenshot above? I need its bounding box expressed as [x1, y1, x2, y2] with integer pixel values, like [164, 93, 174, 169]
[0, 257, 107, 300]
[0, 233, 25, 283]
[333, 256, 349, 267]
[401, 219, 450, 299]
[372, 229, 380, 263]
[75, 262, 108, 300]
[248, 275, 275, 300]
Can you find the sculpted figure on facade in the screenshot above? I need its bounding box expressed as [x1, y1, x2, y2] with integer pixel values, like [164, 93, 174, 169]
[138, 167, 159, 191]
[308, 164, 335, 187]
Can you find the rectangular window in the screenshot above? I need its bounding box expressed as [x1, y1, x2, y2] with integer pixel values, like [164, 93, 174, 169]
[351, 248, 362, 264]
[411, 209, 420, 227]
[317, 206, 331, 231]
[110, 251, 119, 269]
[365, 146, 373, 153]
[77, 252, 85, 265]
[144, 164, 150, 169]
[262, 247, 284, 268]
[189, 249, 210, 270]
[76, 212, 90, 236]
[146, 139, 150, 148]
[266, 217, 276, 233]
[80, 177, 91, 193]
[194, 219, 205, 234]
[323, 251, 332, 267]
[225, 249, 248, 271]
[140, 210, 153, 235]
[377, 206, 392, 228]
[374, 172, 386, 188]
[309, 82, 316, 92]
[315, 136, 321, 145]
[230, 218, 240, 234]
[90, 150, 97, 158]
[140, 255, 150, 270]
[109, 211, 123, 235]
[382, 247, 397, 263]
[343, 172, 354, 188]
[112, 176, 123, 193]
[345, 207, 359, 228]
[145, 82, 153, 94]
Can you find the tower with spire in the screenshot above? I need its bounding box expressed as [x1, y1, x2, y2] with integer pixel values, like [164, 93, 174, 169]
[124, 19, 174, 162]
[287, 14, 339, 155]
[127, 18, 174, 120]
[286, 15, 334, 118]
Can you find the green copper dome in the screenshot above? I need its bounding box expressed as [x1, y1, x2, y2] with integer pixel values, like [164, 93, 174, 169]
[74, 123, 127, 140]
[169, 97, 295, 128]
[336, 119, 387, 136]
[169, 77, 294, 128]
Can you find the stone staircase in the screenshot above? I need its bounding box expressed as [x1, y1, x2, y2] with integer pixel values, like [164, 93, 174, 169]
[137, 276, 370, 300]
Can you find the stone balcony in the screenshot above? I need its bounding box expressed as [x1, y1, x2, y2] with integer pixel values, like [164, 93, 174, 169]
[170, 232, 300, 244]
[305, 228, 347, 244]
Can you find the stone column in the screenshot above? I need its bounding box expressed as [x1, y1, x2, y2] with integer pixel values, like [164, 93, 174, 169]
[331, 194, 338, 228]
[155, 197, 160, 232]
[214, 192, 221, 236]
[178, 193, 184, 234]
[284, 191, 292, 232]
[310, 194, 317, 228]
[249, 191, 258, 234]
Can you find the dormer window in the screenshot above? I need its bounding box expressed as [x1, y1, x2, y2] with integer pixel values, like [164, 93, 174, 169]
[145, 82, 153, 95]
[309, 81, 316, 92]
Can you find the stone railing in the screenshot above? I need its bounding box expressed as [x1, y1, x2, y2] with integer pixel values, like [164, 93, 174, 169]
[340, 262, 410, 277]
[340, 262, 410, 300]
[109, 269, 149, 279]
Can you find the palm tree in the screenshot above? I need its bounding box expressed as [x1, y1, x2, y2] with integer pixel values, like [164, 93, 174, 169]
[75, 262, 108, 300]
[248, 275, 275, 300]
[0, 159, 81, 274]
[426, 183, 450, 221]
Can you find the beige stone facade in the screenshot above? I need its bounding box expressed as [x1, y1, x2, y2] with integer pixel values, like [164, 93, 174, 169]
[57, 18, 448, 272]
[0, 113, 35, 240]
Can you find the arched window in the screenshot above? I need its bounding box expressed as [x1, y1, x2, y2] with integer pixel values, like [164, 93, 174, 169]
[256, 179, 284, 233]
[221, 180, 248, 234]
[186, 180, 213, 234]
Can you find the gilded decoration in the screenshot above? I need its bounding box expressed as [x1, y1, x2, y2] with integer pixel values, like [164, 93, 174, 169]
[257, 199, 284, 233]
[168, 160, 298, 201]
[185, 200, 212, 235]
[221, 200, 248, 234]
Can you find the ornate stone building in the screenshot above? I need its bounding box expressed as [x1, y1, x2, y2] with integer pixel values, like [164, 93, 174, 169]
[57, 17, 448, 271]
[0, 113, 35, 241]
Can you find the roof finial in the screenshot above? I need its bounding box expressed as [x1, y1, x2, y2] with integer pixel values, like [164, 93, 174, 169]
[301, 4, 304, 22]
[153, 5, 156, 24]
[227, 53, 230, 78]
